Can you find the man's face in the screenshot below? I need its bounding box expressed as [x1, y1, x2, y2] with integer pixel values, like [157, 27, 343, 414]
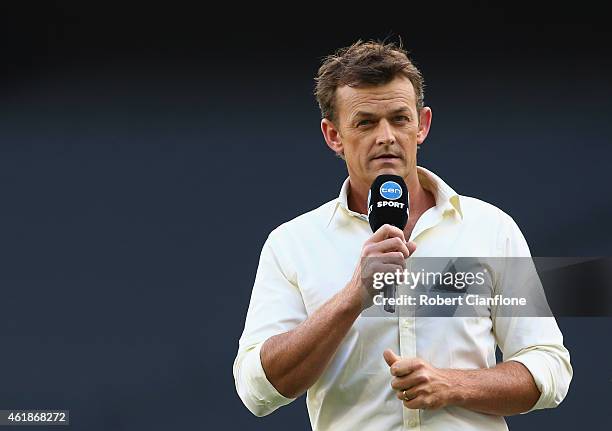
[322, 76, 431, 188]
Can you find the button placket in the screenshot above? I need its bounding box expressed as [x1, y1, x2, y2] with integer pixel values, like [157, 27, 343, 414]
[398, 258, 419, 429]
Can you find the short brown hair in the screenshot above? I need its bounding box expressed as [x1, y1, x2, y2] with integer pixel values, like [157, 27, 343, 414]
[314, 40, 425, 123]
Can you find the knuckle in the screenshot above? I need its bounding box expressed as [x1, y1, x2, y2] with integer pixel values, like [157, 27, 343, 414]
[378, 265, 389, 275]
[392, 252, 404, 261]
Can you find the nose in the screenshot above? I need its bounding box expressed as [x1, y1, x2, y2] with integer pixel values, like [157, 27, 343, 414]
[375, 119, 396, 146]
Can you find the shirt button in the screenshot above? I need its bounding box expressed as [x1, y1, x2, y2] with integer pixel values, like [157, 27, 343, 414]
[402, 319, 410, 328]
[407, 418, 417, 427]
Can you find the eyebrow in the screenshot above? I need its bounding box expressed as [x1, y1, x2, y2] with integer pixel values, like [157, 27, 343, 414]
[351, 107, 411, 120]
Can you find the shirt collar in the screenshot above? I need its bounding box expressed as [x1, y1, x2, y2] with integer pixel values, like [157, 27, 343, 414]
[326, 166, 463, 228]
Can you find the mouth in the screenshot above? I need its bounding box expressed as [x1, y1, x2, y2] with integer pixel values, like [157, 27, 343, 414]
[371, 154, 402, 162]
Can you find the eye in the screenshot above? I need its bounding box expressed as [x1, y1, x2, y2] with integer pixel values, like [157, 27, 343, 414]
[393, 115, 410, 123]
[357, 119, 373, 127]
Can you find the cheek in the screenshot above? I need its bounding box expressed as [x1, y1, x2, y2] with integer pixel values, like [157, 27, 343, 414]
[342, 139, 369, 161]
[400, 131, 419, 148]
[346, 149, 367, 166]
[402, 127, 419, 139]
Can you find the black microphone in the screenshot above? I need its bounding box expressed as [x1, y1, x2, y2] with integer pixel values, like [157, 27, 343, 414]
[367, 174, 409, 313]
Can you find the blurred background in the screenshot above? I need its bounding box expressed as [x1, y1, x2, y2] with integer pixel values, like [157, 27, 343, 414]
[1, 2, 611, 429]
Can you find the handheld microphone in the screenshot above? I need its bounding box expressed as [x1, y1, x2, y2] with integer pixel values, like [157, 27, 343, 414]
[367, 174, 409, 313]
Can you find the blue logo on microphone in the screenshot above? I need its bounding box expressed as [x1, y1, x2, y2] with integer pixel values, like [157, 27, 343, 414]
[380, 181, 402, 200]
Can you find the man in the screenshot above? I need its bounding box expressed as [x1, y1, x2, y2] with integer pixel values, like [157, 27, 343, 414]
[233, 40, 572, 430]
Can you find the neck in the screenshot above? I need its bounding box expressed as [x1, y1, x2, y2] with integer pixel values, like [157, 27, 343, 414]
[347, 169, 435, 218]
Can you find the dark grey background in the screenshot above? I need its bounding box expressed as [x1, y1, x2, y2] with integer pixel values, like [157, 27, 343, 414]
[1, 3, 610, 430]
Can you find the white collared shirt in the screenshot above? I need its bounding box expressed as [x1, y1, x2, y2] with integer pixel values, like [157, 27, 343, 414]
[233, 166, 572, 430]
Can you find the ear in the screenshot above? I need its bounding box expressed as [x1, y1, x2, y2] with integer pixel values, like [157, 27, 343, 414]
[416, 107, 432, 146]
[321, 118, 344, 158]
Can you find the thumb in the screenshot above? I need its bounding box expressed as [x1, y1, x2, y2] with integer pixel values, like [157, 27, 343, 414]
[407, 241, 417, 255]
[383, 349, 400, 367]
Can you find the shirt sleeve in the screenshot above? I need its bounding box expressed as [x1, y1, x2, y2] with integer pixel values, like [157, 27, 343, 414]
[233, 228, 308, 417]
[492, 212, 573, 413]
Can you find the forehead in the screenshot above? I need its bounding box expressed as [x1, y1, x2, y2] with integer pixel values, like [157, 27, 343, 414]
[335, 76, 417, 118]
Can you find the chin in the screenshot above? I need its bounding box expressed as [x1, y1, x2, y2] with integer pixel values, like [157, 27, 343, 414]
[374, 167, 404, 177]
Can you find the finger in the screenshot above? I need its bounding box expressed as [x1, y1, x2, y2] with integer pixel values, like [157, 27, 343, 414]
[366, 251, 406, 269]
[403, 396, 427, 410]
[369, 237, 411, 258]
[383, 349, 400, 367]
[395, 387, 419, 401]
[390, 357, 425, 377]
[391, 373, 425, 391]
[407, 241, 417, 255]
[370, 224, 406, 243]
[368, 261, 405, 276]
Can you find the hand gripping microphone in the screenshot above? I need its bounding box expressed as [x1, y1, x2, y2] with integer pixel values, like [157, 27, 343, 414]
[367, 174, 409, 313]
